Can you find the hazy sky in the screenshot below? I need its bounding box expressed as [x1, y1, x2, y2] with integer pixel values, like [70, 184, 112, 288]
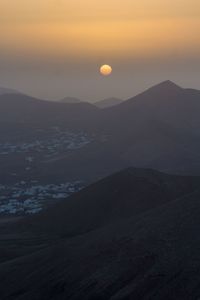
[0, 0, 200, 101]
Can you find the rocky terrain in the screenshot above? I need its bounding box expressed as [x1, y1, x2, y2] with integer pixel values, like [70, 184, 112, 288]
[1, 168, 200, 299]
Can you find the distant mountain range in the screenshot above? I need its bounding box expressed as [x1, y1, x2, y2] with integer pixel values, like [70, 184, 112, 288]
[94, 97, 123, 108]
[1, 168, 200, 299]
[0, 86, 123, 108]
[38, 80, 200, 182]
[0, 86, 21, 95]
[59, 96, 124, 108]
[0, 93, 99, 128]
[1, 80, 200, 185]
[59, 96, 82, 104]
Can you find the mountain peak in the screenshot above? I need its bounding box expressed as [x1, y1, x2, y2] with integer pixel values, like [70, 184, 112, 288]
[148, 80, 182, 93]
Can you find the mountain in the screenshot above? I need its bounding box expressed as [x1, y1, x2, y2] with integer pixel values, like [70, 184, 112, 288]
[0, 93, 102, 185]
[0, 93, 99, 128]
[5, 79, 199, 187]
[103, 80, 200, 129]
[95, 97, 123, 108]
[95, 80, 200, 174]
[22, 168, 200, 236]
[1, 80, 200, 190]
[1, 168, 200, 299]
[0, 86, 21, 95]
[60, 96, 123, 108]
[60, 97, 82, 104]
[39, 80, 200, 184]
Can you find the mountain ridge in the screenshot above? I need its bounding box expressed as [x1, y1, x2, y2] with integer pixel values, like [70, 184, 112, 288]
[95, 97, 123, 108]
[0, 86, 21, 96]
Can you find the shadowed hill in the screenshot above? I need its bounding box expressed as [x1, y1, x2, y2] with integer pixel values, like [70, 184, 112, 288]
[4, 80, 199, 186]
[1, 169, 200, 299]
[103, 80, 200, 132]
[92, 80, 200, 174]
[0, 93, 99, 128]
[40, 81, 200, 180]
[19, 168, 200, 237]
[1, 81, 200, 187]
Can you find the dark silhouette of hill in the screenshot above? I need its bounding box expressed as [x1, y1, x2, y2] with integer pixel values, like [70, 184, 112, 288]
[95, 97, 123, 108]
[103, 80, 200, 132]
[60, 97, 123, 108]
[1, 168, 200, 299]
[1, 80, 200, 186]
[36, 80, 200, 183]
[59, 96, 82, 104]
[90, 80, 200, 174]
[0, 86, 21, 95]
[0, 93, 99, 128]
[23, 168, 200, 237]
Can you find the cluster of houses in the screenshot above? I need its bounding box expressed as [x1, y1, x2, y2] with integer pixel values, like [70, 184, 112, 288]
[0, 128, 91, 157]
[0, 128, 91, 215]
[0, 181, 83, 215]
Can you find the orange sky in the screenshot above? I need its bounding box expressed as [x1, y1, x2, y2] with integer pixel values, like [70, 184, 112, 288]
[1, 0, 200, 61]
[0, 0, 199, 100]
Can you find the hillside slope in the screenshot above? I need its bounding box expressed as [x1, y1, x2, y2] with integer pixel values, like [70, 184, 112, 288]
[1, 169, 200, 299]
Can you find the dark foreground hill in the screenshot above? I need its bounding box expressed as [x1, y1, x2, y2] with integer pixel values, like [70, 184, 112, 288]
[23, 168, 200, 237]
[1, 168, 200, 299]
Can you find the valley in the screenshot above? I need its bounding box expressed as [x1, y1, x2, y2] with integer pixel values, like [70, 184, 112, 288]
[1, 81, 200, 299]
[0, 126, 90, 214]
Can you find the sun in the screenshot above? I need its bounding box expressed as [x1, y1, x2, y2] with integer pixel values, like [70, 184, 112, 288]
[100, 64, 112, 76]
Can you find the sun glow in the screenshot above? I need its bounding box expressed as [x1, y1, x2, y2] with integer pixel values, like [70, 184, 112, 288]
[100, 65, 112, 76]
